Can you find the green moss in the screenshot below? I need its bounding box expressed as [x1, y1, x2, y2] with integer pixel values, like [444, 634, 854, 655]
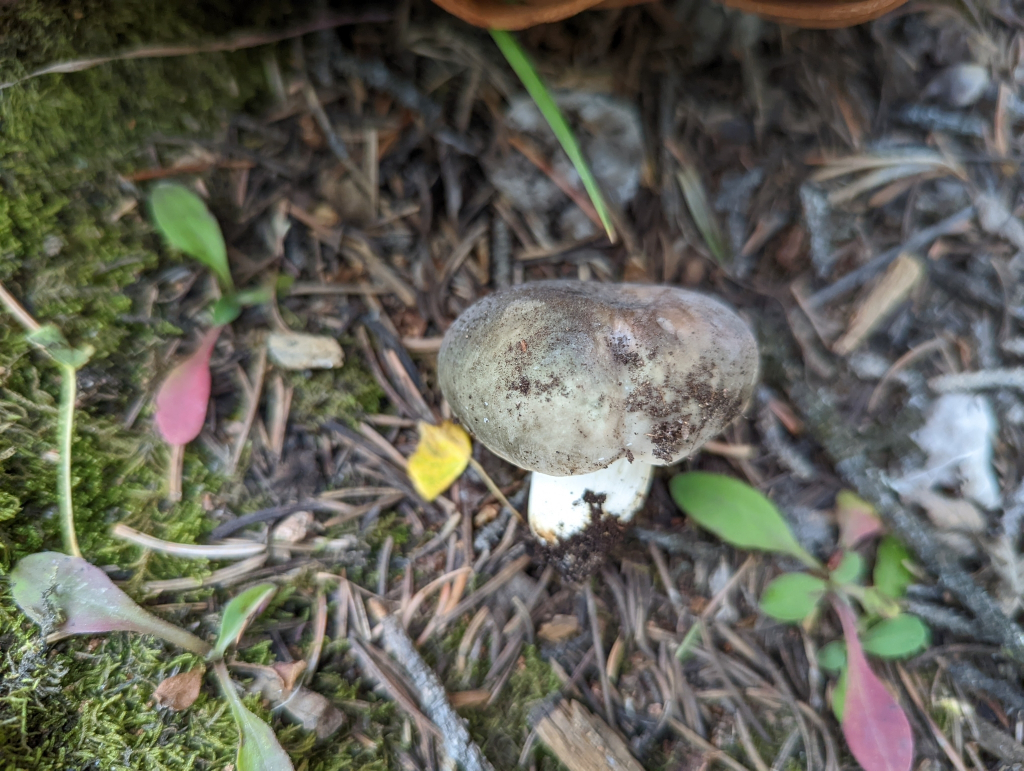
[0, 598, 404, 771]
[286, 358, 384, 428]
[0, 402, 226, 581]
[0, 2, 382, 767]
[0, 0, 271, 568]
[0, 603, 244, 770]
[0, 1, 416, 767]
[364, 512, 410, 551]
[446, 642, 564, 770]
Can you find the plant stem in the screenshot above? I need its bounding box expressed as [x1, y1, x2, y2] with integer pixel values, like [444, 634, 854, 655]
[212, 659, 245, 719]
[57, 363, 81, 558]
[167, 442, 184, 502]
[0, 281, 83, 558]
[144, 612, 213, 657]
[467, 457, 523, 523]
[112, 523, 266, 559]
[0, 282, 41, 333]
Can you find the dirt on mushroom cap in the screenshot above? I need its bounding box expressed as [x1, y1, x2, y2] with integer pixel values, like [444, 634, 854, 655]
[438, 280, 759, 476]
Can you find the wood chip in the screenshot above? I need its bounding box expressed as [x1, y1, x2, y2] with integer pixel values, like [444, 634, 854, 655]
[267, 331, 344, 370]
[272, 660, 308, 692]
[448, 689, 491, 709]
[833, 252, 925, 356]
[903, 488, 985, 534]
[271, 510, 314, 544]
[533, 700, 644, 771]
[537, 614, 580, 643]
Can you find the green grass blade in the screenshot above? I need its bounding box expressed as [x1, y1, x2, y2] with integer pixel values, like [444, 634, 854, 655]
[676, 166, 728, 264]
[490, 29, 616, 243]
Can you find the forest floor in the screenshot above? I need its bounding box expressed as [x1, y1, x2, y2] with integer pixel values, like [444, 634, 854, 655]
[3, 1, 1024, 770]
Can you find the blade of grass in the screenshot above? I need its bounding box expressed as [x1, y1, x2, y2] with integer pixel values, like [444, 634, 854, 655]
[665, 139, 728, 265]
[490, 29, 616, 243]
[676, 165, 728, 265]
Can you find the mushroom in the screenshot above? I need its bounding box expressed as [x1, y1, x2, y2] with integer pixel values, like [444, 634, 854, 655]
[438, 280, 758, 577]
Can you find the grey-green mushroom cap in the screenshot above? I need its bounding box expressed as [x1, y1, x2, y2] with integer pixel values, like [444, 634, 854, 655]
[438, 280, 758, 476]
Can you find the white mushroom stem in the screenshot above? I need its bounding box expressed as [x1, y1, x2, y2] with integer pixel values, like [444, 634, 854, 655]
[528, 458, 655, 546]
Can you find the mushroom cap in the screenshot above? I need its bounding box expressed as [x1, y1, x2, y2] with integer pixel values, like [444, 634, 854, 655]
[438, 280, 758, 476]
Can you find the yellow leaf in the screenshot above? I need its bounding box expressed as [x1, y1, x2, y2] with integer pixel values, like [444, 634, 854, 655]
[407, 421, 471, 501]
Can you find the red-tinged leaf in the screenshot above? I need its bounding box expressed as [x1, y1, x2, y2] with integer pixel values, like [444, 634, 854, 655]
[833, 598, 914, 771]
[837, 490, 883, 549]
[11, 552, 209, 655]
[154, 327, 222, 446]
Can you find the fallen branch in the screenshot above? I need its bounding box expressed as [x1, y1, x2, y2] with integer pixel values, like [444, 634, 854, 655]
[0, 10, 392, 91]
[790, 382, 1024, 665]
[380, 615, 496, 771]
[930, 367, 1024, 393]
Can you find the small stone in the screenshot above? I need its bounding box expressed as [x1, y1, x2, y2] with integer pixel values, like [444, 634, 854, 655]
[271, 510, 314, 544]
[267, 332, 343, 370]
[43, 235, 64, 257]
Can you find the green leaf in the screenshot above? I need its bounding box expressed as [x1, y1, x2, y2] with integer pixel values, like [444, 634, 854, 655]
[759, 573, 827, 621]
[830, 551, 865, 586]
[215, 583, 276, 658]
[855, 586, 903, 619]
[874, 536, 915, 599]
[26, 324, 93, 370]
[669, 472, 822, 569]
[832, 663, 848, 722]
[817, 641, 848, 672]
[861, 615, 930, 659]
[214, 661, 294, 771]
[211, 296, 242, 326]
[149, 183, 233, 290]
[234, 286, 274, 307]
[234, 698, 295, 771]
[490, 29, 616, 242]
[675, 621, 703, 663]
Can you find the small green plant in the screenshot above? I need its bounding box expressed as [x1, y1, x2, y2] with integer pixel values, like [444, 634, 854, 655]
[10, 551, 294, 771]
[149, 183, 272, 326]
[670, 472, 923, 771]
[148, 184, 272, 498]
[0, 284, 94, 558]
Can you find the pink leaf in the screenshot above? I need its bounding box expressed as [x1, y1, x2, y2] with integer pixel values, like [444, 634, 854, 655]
[11, 552, 200, 647]
[836, 490, 884, 549]
[154, 326, 222, 446]
[834, 598, 914, 771]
